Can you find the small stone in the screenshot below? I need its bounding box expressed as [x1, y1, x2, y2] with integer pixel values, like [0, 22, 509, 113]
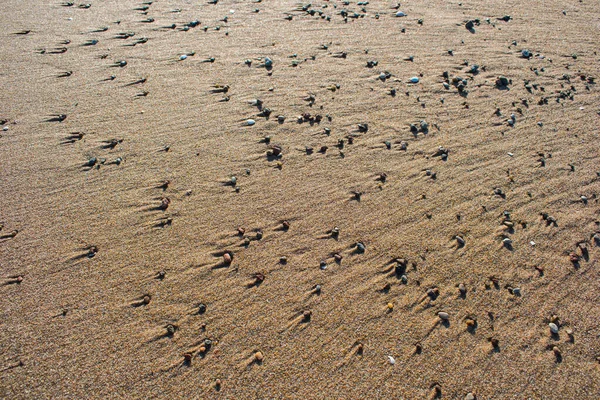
[314, 284, 321, 294]
[254, 351, 264, 361]
[199, 303, 207, 314]
[303, 310, 312, 321]
[246, 119, 256, 126]
[552, 346, 561, 357]
[465, 393, 476, 400]
[320, 260, 327, 270]
[549, 322, 559, 334]
[356, 242, 366, 253]
[223, 252, 232, 264]
[143, 295, 151, 304]
[279, 256, 287, 264]
[166, 324, 176, 335]
[438, 312, 449, 320]
[458, 283, 466, 295]
[387, 355, 396, 365]
[387, 302, 394, 310]
[331, 227, 340, 238]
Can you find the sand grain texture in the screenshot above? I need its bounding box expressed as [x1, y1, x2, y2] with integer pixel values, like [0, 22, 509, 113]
[1, 0, 599, 398]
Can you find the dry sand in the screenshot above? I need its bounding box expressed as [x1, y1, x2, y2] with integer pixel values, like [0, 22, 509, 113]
[1, 0, 600, 398]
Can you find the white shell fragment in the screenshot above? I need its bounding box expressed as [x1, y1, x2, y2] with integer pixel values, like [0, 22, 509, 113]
[387, 355, 396, 365]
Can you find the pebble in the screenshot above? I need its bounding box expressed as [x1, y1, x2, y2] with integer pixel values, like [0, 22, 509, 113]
[438, 311, 449, 320]
[549, 322, 559, 334]
[356, 242, 366, 253]
[320, 260, 327, 270]
[246, 119, 256, 126]
[409, 76, 419, 83]
[2, 126, 8, 131]
[395, 11, 406, 17]
[199, 303, 207, 314]
[179, 54, 187, 60]
[387, 355, 396, 365]
[465, 393, 475, 400]
[254, 351, 264, 361]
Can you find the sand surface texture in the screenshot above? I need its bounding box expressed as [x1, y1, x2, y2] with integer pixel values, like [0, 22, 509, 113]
[1, 0, 599, 398]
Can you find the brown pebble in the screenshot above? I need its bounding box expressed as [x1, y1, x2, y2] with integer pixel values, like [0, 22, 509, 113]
[183, 353, 193, 362]
[254, 351, 264, 361]
[553, 346, 562, 359]
[282, 220, 290, 230]
[223, 252, 232, 264]
[237, 227, 245, 236]
[334, 253, 343, 262]
[143, 295, 151, 304]
[159, 197, 171, 210]
[215, 379, 222, 389]
[303, 310, 312, 321]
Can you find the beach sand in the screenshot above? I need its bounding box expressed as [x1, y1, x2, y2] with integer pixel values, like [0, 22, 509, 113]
[1, 0, 599, 398]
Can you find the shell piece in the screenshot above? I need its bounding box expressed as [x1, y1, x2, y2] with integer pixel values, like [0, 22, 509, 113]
[387, 355, 396, 365]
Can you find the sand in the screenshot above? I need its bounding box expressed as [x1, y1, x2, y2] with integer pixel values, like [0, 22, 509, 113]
[1, 0, 599, 398]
